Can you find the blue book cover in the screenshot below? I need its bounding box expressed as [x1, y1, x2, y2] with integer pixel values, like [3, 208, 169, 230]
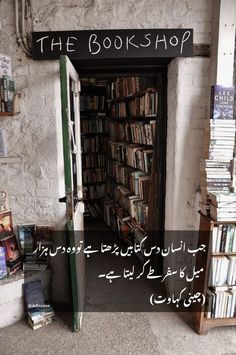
[24, 279, 45, 310]
[0, 246, 7, 279]
[210, 85, 235, 119]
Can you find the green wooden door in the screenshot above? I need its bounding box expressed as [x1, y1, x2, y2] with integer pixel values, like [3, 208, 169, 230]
[60, 55, 85, 331]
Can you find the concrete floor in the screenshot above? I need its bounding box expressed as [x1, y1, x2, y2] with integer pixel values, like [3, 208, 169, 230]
[0, 311, 235, 355]
[0, 221, 235, 355]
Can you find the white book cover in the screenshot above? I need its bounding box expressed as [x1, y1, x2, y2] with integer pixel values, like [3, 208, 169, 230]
[0, 53, 12, 77]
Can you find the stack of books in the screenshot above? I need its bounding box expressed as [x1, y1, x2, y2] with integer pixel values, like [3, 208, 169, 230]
[24, 279, 55, 330]
[211, 223, 236, 253]
[209, 191, 236, 222]
[0, 246, 7, 279]
[0, 75, 15, 113]
[18, 224, 54, 271]
[0, 233, 21, 275]
[0, 210, 22, 276]
[200, 85, 235, 214]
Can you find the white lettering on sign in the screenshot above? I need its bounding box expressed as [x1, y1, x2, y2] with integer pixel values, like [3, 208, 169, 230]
[180, 31, 191, 54]
[103, 37, 112, 49]
[34, 30, 192, 57]
[169, 36, 178, 46]
[88, 34, 101, 55]
[114, 35, 122, 49]
[155, 34, 167, 50]
[126, 35, 139, 50]
[66, 37, 78, 52]
[51, 37, 62, 51]
[140, 34, 151, 48]
[36, 36, 50, 53]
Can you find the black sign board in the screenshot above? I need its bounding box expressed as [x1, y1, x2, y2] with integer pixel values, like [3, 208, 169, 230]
[32, 29, 193, 60]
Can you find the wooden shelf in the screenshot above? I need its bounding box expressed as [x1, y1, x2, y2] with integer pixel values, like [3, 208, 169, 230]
[212, 252, 236, 256]
[110, 114, 157, 121]
[193, 213, 236, 334]
[0, 112, 14, 116]
[107, 88, 157, 103]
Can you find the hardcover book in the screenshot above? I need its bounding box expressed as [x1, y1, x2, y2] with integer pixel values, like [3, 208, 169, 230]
[210, 85, 235, 120]
[24, 279, 45, 311]
[0, 190, 9, 213]
[0, 234, 20, 262]
[17, 224, 35, 252]
[0, 211, 13, 236]
[0, 246, 7, 279]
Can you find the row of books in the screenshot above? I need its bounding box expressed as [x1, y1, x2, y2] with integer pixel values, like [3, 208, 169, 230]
[208, 255, 236, 287]
[82, 153, 107, 169]
[106, 179, 148, 230]
[108, 141, 153, 174]
[83, 184, 106, 200]
[208, 191, 236, 222]
[81, 118, 109, 134]
[200, 160, 231, 199]
[83, 168, 107, 184]
[0, 75, 15, 112]
[107, 161, 150, 201]
[103, 197, 147, 250]
[212, 224, 236, 253]
[80, 94, 106, 111]
[206, 288, 236, 318]
[109, 120, 156, 146]
[203, 119, 235, 162]
[81, 136, 108, 154]
[0, 235, 21, 277]
[107, 76, 157, 99]
[110, 91, 158, 118]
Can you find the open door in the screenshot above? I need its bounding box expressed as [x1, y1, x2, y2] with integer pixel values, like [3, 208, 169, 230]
[59, 55, 85, 331]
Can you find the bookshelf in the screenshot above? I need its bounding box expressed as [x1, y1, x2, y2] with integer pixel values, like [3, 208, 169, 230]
[192, 212, 236, 334]
[80, 83, 108, 218]
[103, 76, 158, 250]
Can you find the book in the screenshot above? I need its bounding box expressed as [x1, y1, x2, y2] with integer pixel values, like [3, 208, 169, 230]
[0, 211, 13, 237]
[210, 85, 235, 120]
[24, 279, 55, 329]
[0, 234, 20, 262]
[24, 280, 45, 310]
[35, 224, 54, 247]
[0, 190, 9, 213]
[17, 224, 35, 252]
[0, 246, 7, 279]
[209, 192, 236, 206]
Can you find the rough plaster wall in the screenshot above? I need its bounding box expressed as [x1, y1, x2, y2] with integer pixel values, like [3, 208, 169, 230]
[30, 0, 212, 44]
[166, 57, 211, 230]
[0, 0, 213, 228]
[0, 0, 214, 305]
[164, 57, 210, 296]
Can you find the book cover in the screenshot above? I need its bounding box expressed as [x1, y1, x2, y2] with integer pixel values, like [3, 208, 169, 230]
[17, 224, 35, 252]
[0, 234, 20, 262]
[0, 190, 9, 213]
[0, 246, 7, 279]
[0, 211, 13, 236]
[24, 280, 45, 311]
[210, 85, 235, 120]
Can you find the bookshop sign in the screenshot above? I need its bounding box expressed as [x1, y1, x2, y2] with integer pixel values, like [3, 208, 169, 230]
[32, 29, 193, 60]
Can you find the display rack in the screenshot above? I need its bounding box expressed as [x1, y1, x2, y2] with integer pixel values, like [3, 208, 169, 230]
[192, 212, 236, 334]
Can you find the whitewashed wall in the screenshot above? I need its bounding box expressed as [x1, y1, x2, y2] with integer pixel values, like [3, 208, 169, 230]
[0, 0, 213, 228]
[0, 0, 214, 306]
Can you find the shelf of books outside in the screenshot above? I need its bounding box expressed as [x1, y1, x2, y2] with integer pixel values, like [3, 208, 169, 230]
[192, 212, 236, 335]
